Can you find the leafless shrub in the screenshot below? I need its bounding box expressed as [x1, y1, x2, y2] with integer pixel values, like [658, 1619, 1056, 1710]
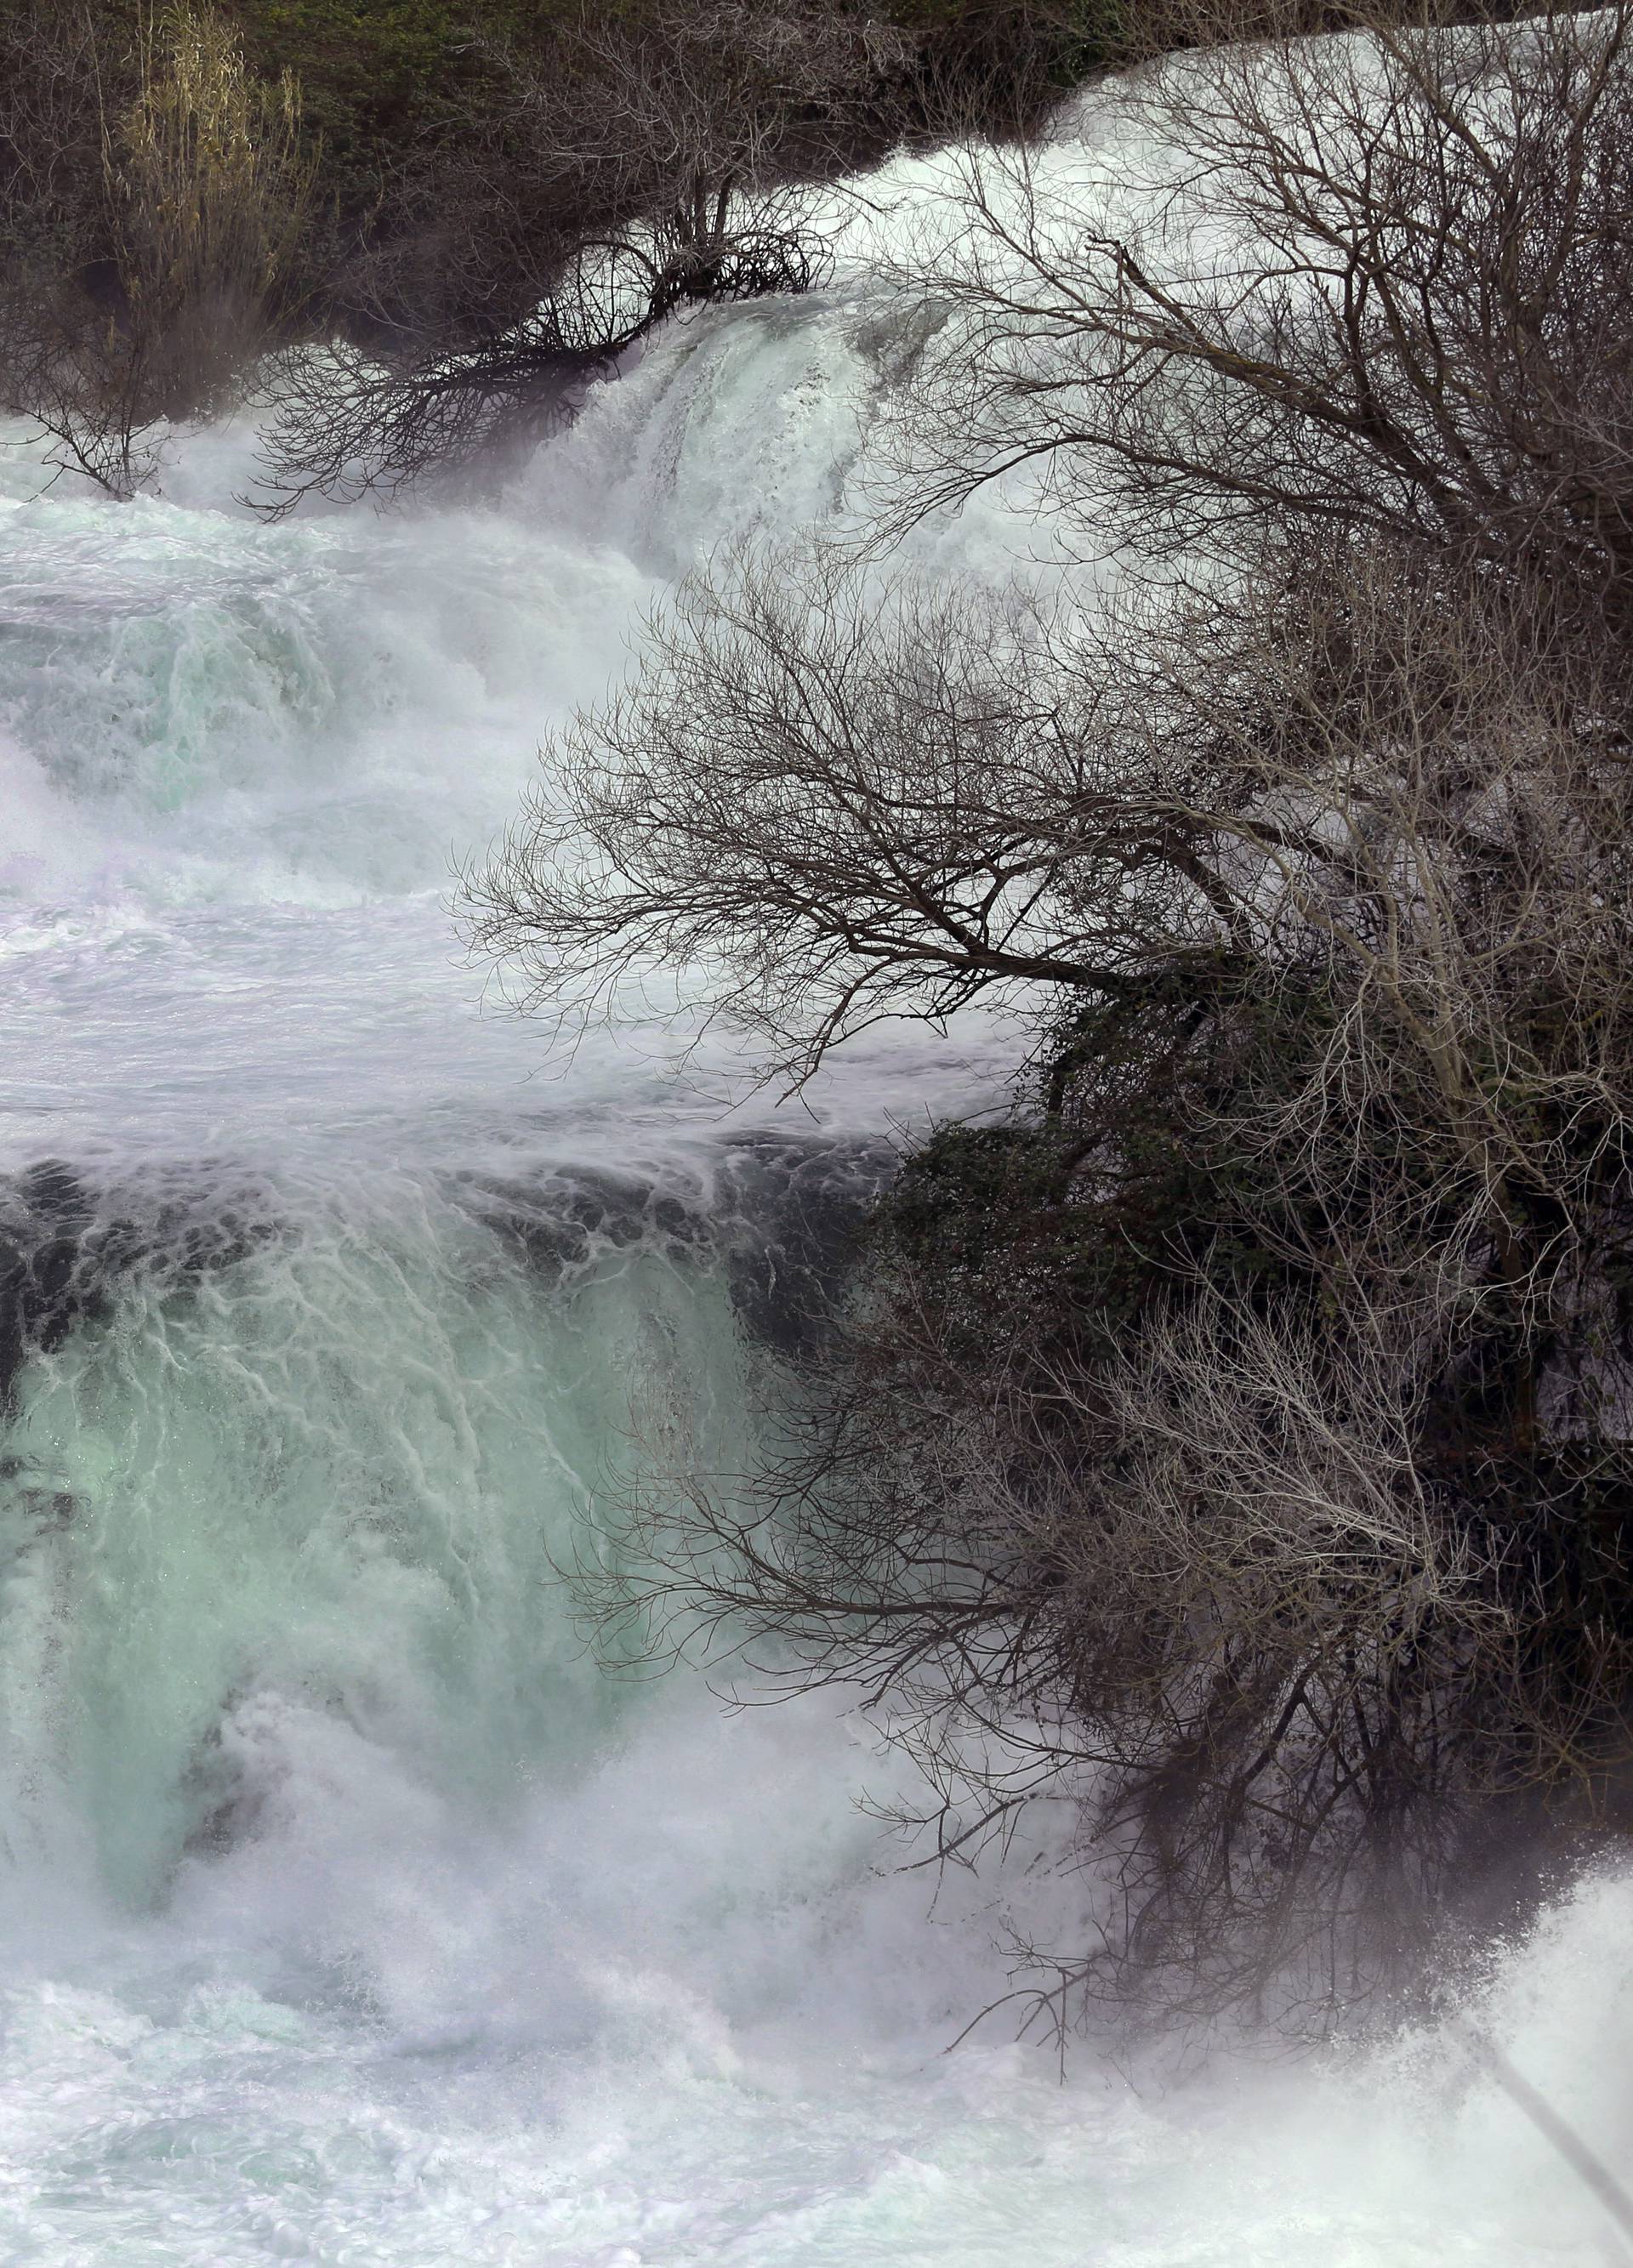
[1107, 0, 1458, 67]
[0, 3, 111, 253]
[1, 3, 316, 497]
[111, 6, 315, 416]
[573, 1256, 1536, 2035]
[254, 218, 834, 512]
[0, 6, 123, 459]
[888, 0, 1123, 145]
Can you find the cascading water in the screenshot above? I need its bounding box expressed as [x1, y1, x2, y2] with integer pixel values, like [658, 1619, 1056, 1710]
[0, 90, 1629, 2267]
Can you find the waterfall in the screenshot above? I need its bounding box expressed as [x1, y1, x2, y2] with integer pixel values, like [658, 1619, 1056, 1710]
[0, 88, 1628, 2267]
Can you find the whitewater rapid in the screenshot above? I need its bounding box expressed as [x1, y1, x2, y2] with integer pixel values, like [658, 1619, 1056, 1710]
[2, 95, 1630, 2267]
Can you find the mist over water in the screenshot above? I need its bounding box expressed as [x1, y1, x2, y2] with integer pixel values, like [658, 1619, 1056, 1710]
[0, 96, 1629, 2266]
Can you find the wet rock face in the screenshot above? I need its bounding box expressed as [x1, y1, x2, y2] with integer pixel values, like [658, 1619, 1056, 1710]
[0, 1159, 275, 1410]
[0, 1162, 105, 1409]
[458, 1133, 888, 1353]
[463, 1165, 714, 1285]
[717, 1133, 889, 1356]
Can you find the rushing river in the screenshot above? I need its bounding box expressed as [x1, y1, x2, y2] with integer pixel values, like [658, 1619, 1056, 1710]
[1, 94, 1630, 2267]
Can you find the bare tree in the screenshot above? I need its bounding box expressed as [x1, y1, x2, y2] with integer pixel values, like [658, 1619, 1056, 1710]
[876, 3, 1633, 619]
[462, 543, 1243, 1082]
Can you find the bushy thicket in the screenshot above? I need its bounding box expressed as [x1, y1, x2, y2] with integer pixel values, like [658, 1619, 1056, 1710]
[469, 3, 1633, 2039]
